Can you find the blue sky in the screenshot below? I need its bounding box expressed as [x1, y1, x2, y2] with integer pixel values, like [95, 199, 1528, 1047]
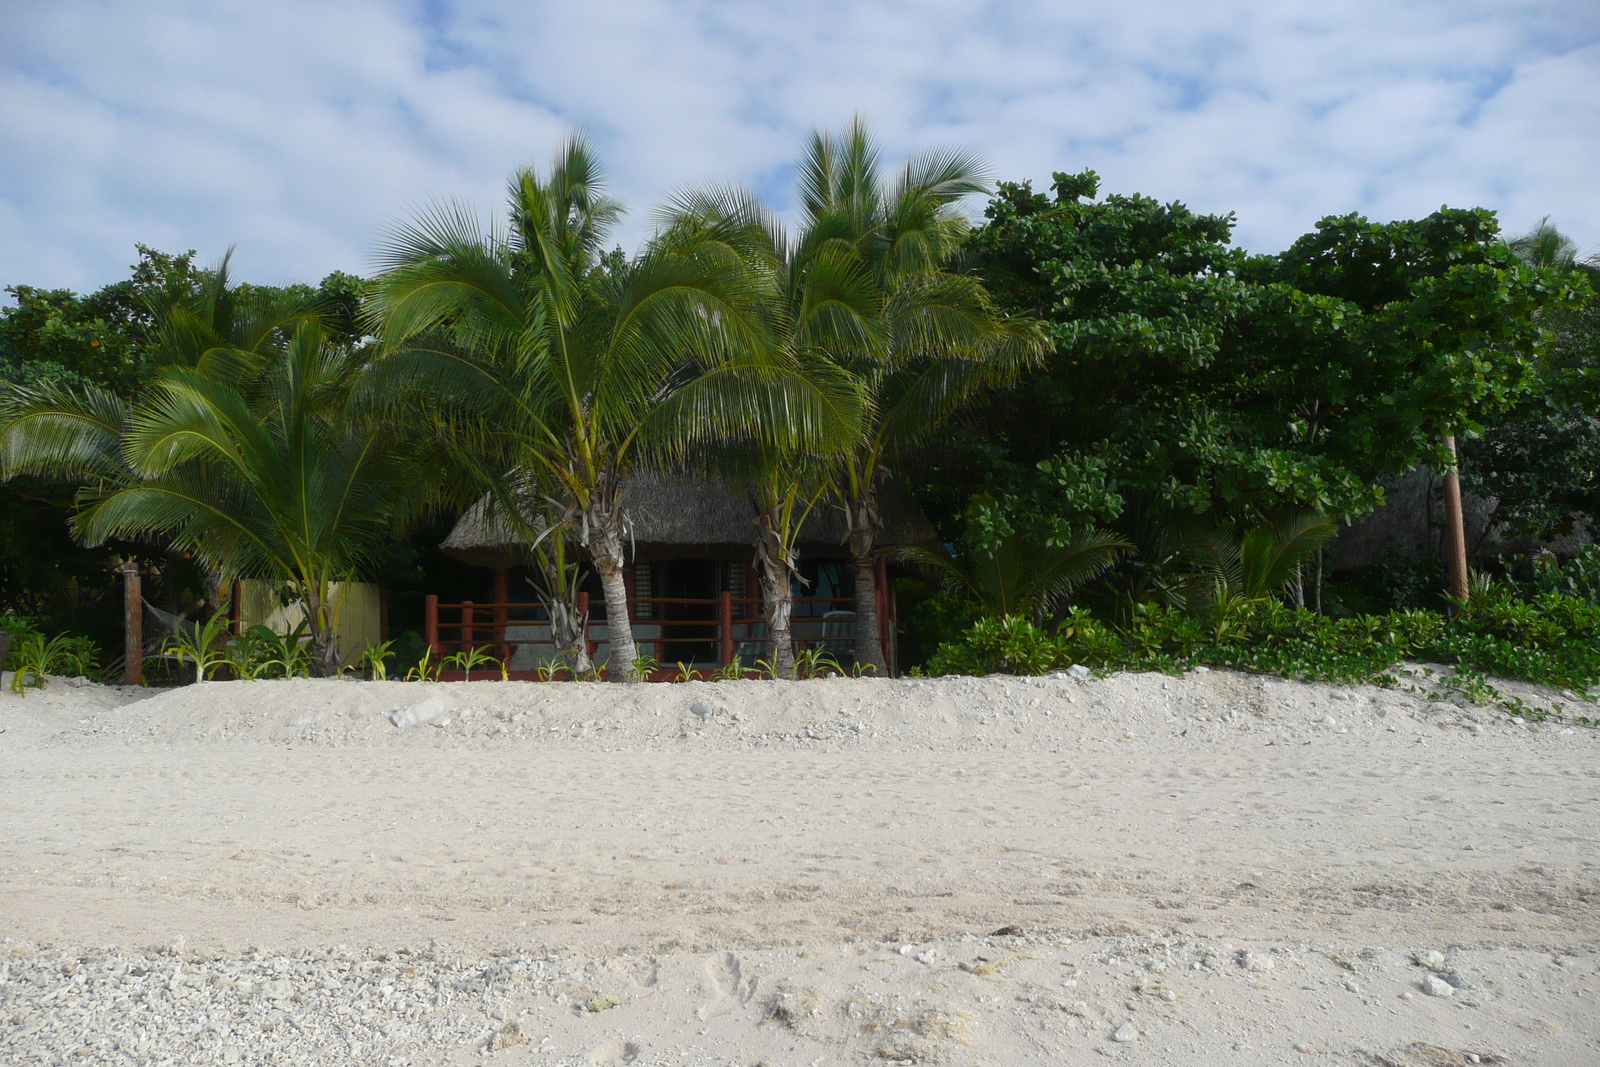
[3, 0, 1597, 293]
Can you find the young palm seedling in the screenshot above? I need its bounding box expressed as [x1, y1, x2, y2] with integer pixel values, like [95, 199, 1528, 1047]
[358, 640, 397, 681]
[403, 647, 440, 683]
[442, 646, 497, 678]
[163, 611, 235, 683]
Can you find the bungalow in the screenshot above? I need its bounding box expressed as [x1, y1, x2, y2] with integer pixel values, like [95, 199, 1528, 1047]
[430, 470, 939, 677]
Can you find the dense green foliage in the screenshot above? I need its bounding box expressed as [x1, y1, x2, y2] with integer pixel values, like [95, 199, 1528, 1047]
[0, 260, 435, 672]
[3, 135, 1596, 692]
[663, 120, 1046, 674]
[933, 174, 1590, 579]
[921, 590, 1600, 718]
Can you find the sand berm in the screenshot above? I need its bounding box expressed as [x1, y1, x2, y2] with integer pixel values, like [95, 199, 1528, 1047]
[2, 664, 1597, 1065]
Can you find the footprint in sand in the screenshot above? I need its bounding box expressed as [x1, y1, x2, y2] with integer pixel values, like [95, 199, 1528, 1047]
[697, 951, 756, 1018]
[588, 1040, 640, 1066]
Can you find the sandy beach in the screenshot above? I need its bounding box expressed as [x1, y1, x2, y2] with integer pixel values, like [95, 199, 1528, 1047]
[2, 667, 1597, 1065]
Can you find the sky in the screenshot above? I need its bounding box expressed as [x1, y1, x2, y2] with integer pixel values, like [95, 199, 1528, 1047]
[3, 0, 1598, 294]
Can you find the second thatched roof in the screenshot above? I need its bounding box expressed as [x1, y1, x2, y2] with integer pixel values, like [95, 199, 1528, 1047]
[440, 469, 939, 569]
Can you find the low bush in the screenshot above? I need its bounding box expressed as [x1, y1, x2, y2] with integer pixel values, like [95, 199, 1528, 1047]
[8, 630, 101, 694]
[917, 587, 1600, 719]
[0, 614, 42, 672]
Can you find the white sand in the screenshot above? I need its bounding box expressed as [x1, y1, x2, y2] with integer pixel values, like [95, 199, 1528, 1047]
[2, 667, 1597, 1065]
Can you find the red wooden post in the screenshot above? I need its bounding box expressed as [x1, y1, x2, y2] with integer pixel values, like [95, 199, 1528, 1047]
[719, 590, 734, 667]
[229, 580, 243, 637]
[121, 560, 142, 686]
[424, 594, 441, 655]
[576, 591, 593, 660]
[461, 601, 474, 654]
[875, 556, 892, 676]
[493, 568, 510, 661]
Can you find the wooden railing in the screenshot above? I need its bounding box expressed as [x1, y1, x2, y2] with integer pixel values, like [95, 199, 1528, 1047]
[423, 590, 881, 679]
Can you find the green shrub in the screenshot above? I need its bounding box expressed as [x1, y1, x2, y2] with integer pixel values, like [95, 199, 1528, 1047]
[919, 588, 1600, 708]
[1524, 545, 1600, 605]
[921, 616, 1064, 676]
[8, 631, 101, 694]
[0, 615, 42, 671]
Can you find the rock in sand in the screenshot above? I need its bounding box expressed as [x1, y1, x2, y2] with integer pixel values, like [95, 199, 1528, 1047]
[391, 697, 447, 728]
[1421, 974, 1454, 997]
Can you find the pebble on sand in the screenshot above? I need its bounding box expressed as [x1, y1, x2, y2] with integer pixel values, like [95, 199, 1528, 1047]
[1111, 1022, 1138, 1042]
[1421, 974, 1455, 997]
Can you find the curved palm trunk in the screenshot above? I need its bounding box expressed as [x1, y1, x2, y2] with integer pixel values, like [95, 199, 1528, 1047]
[526, 541, 593, 674]
[304, 579, 341, 677]
[546, 597, 593, 675]
[588, 521, 638, 681]
[843, 496, 887, 676]
[754, 508, 797, 680]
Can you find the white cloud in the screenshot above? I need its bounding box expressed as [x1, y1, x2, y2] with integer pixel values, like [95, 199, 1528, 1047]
[2, 0, 1596, 293]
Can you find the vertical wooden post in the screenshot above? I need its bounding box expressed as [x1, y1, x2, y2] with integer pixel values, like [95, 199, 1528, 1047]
[719, 590, 734, 667]
[875, 556, 892, 676]
[229, 581, 243, 636]
[886, 565, 900, 677]
[424, 594, 441, 656]
[461, 601, 474, 656]
[122, 560, 142, 686]
[493, 568, 510, 662]
[1441, 435, 1470, 604]
[576, 591, 592, 662]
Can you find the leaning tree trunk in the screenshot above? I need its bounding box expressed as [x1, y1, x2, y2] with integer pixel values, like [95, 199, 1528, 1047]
[753, 509, 797, 680]
[843, 495, 887, 676]
[1441, 434, 1470, 604]
[588, 522, 638, 681]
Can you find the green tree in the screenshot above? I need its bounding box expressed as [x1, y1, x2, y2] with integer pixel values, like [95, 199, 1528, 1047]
[1461, 222, 1600, 539]
[369, 135, 850, 679]
[733, 120, 1047, 674]
[0, 246, 201, 394]
[666, 121, 1045, 675]
[957, 173, 1587, 615]
[0, 258, 431, 673]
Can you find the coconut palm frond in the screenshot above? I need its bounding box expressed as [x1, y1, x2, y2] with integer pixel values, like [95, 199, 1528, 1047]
[1186, 511, 1337, 605]
[0, 381, 131, 483]
[895, 530, 1130, 622]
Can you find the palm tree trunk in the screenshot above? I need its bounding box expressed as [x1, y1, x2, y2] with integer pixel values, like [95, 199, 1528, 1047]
[588, 528, 637, 680]
[754, 509, 796, 680]
[844, 492, 886, 675]
[546, 596, 592, 674]
[849, 542, 885, 675]
[304, 579, 340, 677]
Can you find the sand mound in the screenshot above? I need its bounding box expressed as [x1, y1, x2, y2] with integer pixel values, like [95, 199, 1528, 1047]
[2, 667, 1597, 1065]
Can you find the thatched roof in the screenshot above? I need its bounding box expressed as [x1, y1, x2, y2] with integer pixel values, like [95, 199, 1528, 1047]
[440, 469, 939, 569]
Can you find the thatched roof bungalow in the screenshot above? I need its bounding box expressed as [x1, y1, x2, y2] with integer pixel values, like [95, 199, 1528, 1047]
[439, 469, 938, 568]
[432, 470, 939, 675]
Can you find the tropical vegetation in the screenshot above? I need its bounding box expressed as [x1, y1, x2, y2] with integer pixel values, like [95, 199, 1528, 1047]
[1, 123, 1596, 702]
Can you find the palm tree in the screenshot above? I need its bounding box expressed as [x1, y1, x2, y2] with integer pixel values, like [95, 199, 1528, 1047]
[369, 136, 851, 679]
[709, 442, 839, 679]
[0, 259, 429, 673]
[894, 529, 1129, 622]
[1183, 511, 1337, 640]
[667, 119, 1048, 674]
[805, 121, 1047, 672]
[1508, 217, 1579, 269]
